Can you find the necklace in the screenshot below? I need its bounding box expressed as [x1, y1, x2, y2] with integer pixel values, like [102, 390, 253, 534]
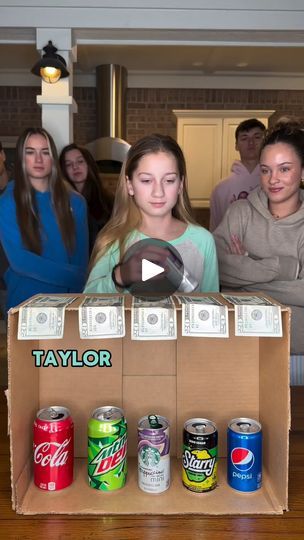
[269, 200, 302, 220]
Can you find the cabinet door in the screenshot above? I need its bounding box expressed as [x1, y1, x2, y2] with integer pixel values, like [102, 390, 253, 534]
[175, 110, 274, 207]
[177, 118, 222, 208]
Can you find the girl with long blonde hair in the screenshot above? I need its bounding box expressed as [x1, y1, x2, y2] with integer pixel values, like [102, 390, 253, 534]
[85, 134, 219, 294]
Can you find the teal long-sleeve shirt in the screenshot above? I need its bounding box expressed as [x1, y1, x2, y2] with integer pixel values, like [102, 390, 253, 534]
[0, 182, 89, 310]
[84, 224, 219, 294]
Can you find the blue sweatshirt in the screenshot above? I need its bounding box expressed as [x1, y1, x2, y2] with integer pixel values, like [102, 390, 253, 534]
[0, 182, 89, 310]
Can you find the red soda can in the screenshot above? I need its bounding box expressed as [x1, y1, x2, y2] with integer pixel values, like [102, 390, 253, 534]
[33, 406, 74, 491]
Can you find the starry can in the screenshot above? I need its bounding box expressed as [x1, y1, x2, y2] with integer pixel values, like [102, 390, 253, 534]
[182, 418, 218, 492]
[88, 406, 127, 491]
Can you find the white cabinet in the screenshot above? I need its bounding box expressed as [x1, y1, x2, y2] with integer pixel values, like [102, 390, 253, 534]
[174, 110, 274, 207]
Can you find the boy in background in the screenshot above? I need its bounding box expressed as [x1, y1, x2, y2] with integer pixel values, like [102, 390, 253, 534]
[209, 118, 266, 231]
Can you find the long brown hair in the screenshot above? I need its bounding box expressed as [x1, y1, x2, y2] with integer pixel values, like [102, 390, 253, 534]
[59, 143, 113, 225]
[89, 133, 196, 271]
[14, 127, 75, 254]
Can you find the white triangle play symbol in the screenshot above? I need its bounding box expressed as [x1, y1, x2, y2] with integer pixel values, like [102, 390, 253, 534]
[142, 258, 164, 282]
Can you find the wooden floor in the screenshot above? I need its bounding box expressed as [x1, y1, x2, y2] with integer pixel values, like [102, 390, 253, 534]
[0, 384, 303, 540]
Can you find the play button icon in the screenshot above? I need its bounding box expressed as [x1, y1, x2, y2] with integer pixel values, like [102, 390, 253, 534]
[142, 258, 164, 282]
[119, 238, 185, 301]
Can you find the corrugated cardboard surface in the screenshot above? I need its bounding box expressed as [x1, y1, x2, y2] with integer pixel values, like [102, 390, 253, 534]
[8, 293, 290, 515]
[18, 459, 283, 515]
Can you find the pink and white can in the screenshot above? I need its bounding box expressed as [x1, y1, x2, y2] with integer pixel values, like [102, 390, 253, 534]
[138, 414, 170, 493]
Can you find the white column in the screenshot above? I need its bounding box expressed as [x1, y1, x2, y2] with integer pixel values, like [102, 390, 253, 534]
[35, 28, 77, 152]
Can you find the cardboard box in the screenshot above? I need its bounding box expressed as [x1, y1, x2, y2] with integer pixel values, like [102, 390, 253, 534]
[8, 293, 290, 515]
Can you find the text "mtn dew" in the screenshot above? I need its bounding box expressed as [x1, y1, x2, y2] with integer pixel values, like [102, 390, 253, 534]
[88, 406, 127, 491]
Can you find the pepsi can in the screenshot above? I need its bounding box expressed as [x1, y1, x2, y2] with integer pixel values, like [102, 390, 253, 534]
[227, 418, 262, 492]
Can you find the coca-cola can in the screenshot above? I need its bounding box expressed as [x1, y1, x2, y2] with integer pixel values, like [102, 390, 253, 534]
[33, 406, 74, 491]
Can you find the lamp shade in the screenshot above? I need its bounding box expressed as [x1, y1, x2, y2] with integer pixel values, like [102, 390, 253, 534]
[31, 40, 69, 83]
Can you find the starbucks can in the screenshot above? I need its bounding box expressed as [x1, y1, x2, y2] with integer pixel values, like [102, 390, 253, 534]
[182, 418, 217, 492]
[88, 406, 127, 491]
[138, 414, 170, 493]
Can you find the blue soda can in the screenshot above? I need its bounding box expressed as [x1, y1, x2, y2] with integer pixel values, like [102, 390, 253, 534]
[227, 418, 262, 492]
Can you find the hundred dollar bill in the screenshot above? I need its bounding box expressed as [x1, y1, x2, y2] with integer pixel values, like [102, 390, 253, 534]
[131, 296, 176, 340]
[17, 296, 76, 340]
[177, 295, 229, 337]
[234, 304, 282, 337]
[79, 296, 125, 338]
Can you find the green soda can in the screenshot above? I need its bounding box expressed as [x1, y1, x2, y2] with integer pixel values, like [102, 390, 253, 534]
[88, 406, 127, 491]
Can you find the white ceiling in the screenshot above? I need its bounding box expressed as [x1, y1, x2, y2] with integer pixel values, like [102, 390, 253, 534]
[1, 2, 304, 86]
[1, 22, 304, 90]
[76, 44, 304, 74]
[0, 42, 303, 76]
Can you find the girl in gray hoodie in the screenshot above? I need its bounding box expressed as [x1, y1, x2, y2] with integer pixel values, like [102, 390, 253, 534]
[214, 126, 304, 356]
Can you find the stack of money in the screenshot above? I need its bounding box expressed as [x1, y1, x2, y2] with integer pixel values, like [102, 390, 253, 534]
[222, 295, 282, 337]
[79, 296, 125, 339]
[131, 297, 176, 340]
[18, 296, 76, 340]
[177, 295, 229, 338]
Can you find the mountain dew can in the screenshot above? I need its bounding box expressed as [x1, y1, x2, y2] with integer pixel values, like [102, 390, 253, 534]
[88, 406, 127, 491]
[182, 418, 217, 492]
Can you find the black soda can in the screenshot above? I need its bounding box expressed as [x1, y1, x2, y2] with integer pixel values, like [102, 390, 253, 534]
[182, 418, 218, 492]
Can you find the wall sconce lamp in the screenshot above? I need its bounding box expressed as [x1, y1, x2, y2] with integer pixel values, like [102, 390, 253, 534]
[31, 40, 69, 84]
